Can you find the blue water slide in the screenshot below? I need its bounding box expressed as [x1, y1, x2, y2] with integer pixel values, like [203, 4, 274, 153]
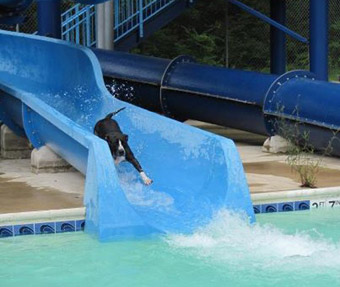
[95, 50, 340, 156]
[0, 30, 254, 240]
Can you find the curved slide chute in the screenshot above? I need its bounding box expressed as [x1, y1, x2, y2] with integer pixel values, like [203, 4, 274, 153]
[0, 30, 254, 241]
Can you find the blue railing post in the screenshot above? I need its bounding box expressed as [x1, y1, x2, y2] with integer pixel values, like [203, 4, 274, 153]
[75, 5, 80, 44]
[65, 13, 70, 41]
[91, 6, 97, 46]
[309, 0, 329, 81]
[37, 0, 61, 39]
[127, 0, 131, 23]
[114, 0, 119, 27]
[86, 8, 91, 47]
[270, 0, 286, 75]
[139, 0, 144, 38]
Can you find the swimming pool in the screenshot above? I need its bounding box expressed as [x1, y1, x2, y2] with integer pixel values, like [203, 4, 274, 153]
[1, 208, 340, 287]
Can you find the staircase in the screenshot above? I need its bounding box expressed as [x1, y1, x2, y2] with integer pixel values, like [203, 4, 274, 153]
[61, 0, 195, 51]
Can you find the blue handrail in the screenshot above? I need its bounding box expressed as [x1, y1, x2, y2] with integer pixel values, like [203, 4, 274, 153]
[61, 0, 179, 47]
[61, 4, 96, 46]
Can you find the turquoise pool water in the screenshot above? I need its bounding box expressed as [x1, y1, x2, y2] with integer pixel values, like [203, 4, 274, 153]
[1, 209, 340, 287]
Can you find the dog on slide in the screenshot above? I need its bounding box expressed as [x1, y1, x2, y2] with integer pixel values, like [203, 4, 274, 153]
[94, 108, 153, 185]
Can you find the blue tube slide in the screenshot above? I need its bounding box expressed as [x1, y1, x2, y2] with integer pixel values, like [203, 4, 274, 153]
[95, 50, 340, 156]
[0, 30, 254, 240]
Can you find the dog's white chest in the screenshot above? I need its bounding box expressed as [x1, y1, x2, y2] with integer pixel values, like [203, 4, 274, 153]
[115, 156, 126, 165]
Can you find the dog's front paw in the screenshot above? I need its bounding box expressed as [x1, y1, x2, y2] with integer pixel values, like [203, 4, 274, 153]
[143, 178, 153, 186]
[140, 172, 153, 185]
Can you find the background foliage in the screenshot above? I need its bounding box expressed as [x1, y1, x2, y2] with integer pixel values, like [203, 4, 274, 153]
[132, 0, 340, 80]
[1, 0, 339, 79]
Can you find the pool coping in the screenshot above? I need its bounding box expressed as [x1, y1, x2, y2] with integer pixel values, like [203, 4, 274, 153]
[1, 186, 340, 238]
[251, 186, 340, 203]
[0, 207, 85, 226]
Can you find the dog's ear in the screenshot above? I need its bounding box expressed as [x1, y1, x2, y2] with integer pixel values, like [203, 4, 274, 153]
[123, 134, 129, 142]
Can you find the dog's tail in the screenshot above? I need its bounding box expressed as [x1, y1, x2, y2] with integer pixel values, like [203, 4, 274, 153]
[105, 107, 126, 119]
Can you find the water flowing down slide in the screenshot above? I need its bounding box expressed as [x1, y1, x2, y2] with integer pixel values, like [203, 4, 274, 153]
[0, 30, 254, 240]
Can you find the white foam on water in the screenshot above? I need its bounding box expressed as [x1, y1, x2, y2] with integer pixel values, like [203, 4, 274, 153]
[165, 209, 340, 274]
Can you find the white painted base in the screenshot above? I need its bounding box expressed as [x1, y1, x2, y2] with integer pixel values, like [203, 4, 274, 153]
[0, 125, 32, 159]
[262, 135, 291, 154]
[31, 146, 73, 174]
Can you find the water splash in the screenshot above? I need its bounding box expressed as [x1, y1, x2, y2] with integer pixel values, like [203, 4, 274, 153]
[165, 209, 340, 275]
[105, 79, 137, 103]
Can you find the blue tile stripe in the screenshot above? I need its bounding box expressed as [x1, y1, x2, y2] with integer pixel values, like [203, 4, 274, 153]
[0, 219, 85, 238]
[0, 200, 311, 239]
[253, 200, 310, 214]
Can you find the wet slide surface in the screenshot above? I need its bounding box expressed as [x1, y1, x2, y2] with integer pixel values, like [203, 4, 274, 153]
[0, 30, 254, 240]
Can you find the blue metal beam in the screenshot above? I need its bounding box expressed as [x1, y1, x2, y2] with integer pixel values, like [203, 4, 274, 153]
[0, 15, 25, 25]
[270, 0, 286, 75]
[228, 0, 308, 44]
[37, 0, 61, 39]
[309, 0, 329, 81]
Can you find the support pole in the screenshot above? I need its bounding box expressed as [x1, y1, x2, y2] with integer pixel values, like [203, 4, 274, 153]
[309, 0, 329, 81]
[270, 0, 286, 74]
[225, 0, 229, 68]
[37, 0, 61, 39]
[96, 0, 114, 50]
[96, 3, 105, 49]
[104, 0, 114, 50]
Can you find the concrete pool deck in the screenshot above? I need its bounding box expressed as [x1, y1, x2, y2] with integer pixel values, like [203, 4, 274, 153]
[191, 121, 340, 193]
[0, 159, 84, 214]
[1, 120, 340, 216]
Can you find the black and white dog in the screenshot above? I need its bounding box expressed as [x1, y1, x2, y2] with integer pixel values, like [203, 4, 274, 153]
[94, 108, 153, 185]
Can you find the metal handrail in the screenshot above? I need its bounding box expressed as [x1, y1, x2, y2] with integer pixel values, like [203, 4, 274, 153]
[61, 0, 180, 47]
[61, 4, 96, 47]
[143, 0, 175, 22]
